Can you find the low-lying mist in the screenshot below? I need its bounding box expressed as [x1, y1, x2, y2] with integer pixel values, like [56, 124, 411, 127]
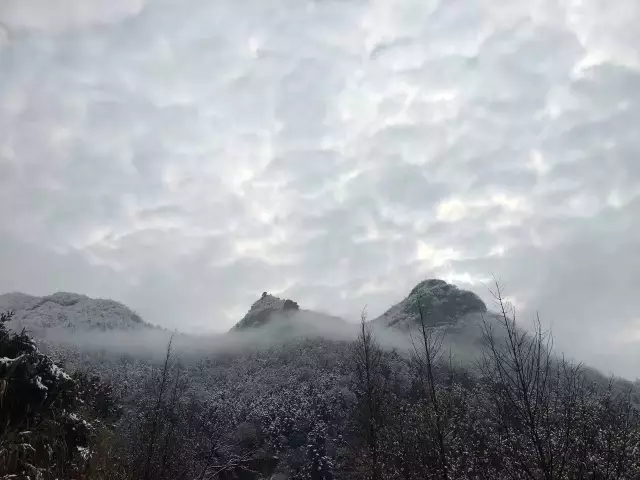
[33, 309, 494, 370]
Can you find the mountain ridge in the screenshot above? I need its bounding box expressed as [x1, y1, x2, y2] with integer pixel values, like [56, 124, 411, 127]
[0, 278, 488, 337]
[0, 291, 156, 333]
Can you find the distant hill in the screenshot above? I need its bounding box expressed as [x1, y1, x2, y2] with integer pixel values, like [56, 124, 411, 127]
[372, 278, 488, 330]
[0, 280, 488, 338]
[1, 280, 638, 480]
[231, 292, 350, 337]
[0, 291, 155, 333]
[232, 293, 301, 331]
[0, 280, 491, 347]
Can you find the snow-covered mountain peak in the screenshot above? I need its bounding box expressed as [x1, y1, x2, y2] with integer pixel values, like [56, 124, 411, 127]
[0, 291, 152, 333]
[374, 278, 487, 330]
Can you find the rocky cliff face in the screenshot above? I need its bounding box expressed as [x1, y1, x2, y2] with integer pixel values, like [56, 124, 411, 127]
[229, 292, 354, 340]
[231, 293, 301, 331]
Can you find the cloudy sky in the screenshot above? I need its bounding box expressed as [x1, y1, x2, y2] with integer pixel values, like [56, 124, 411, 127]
[1, 0, 639, 376]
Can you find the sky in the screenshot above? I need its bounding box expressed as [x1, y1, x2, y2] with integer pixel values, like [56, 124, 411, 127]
[1, 0, 639, 376]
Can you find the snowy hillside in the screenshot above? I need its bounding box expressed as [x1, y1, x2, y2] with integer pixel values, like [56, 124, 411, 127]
[0, 291, 153, 333]
[373, 278, 488, 330]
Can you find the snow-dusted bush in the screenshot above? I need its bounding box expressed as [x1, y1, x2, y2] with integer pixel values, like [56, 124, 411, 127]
[0, 310, 118, 480]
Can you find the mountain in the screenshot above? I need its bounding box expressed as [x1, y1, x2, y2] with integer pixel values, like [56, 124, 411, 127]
[372, 278, 488, 330]
[232, 293, 301, 330]
[231, 292, 350, 337]
[0, 291, 154, 333]
[2, 281, 638, 480]
[235, 280, 488, 335]
[0, 279, 488, 340]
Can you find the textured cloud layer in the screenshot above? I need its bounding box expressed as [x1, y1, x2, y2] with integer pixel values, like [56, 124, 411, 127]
[1, 0, 639, 376]
[0, 0, 145, 32]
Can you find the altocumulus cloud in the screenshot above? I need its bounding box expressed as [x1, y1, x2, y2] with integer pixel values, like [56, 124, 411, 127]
[1, 0, 639, 376]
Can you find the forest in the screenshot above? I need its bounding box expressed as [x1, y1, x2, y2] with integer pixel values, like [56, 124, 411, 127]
[1, 285, 640, 480]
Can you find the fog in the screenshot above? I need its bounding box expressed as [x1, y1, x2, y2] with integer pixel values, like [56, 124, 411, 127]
[30, 308, 496, 374]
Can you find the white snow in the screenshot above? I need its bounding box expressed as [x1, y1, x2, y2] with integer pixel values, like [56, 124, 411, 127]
[77, 446, 92, 461]
[49, 363, 72, 381]
[372, 279, 486, 330]
[0, 291, 152, 333]
[34, 375, 48, 392]
[0, 354, 24, 369]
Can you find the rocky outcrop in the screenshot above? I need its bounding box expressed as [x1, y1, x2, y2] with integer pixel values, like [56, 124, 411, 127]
[231, 293, 300, 331]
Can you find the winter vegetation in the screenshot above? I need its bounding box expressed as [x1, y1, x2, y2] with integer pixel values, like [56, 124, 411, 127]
[1, 280, 639, 479]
